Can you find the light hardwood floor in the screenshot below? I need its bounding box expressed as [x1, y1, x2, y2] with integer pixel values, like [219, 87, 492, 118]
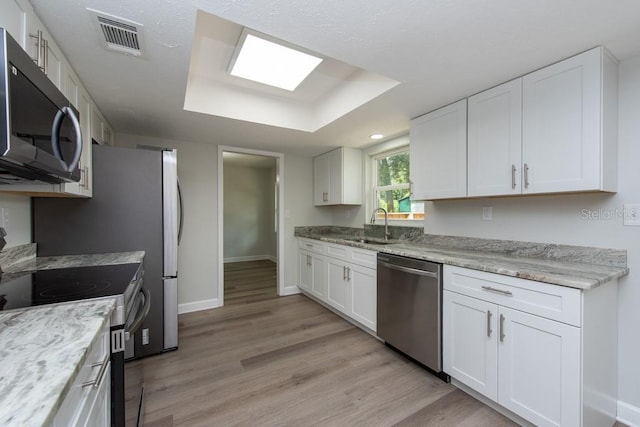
[142, 261, 623, 426]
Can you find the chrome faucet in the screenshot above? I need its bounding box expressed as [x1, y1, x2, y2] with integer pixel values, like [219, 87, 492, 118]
[370, 208, 391, 240]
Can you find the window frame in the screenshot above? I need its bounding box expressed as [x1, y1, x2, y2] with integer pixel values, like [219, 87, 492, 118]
[371, 146, 423, 223]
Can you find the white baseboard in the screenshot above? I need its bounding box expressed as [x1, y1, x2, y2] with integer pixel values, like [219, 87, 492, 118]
[279, 285, 301, 296]
[224, 255, 274, 263]
[618, 400, 640, 426]
[178, 298, 220, 314]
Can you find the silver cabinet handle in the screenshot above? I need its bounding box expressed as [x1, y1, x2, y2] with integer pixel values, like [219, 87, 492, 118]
[511, 165, 516, 190]
[307, 255, 311, 266]
[524, 163, 530, 188]
[346, 267, 351, 281]
[487, 310, 493, 337]
[499, 314, 506, 342]
[29, 30, 45, 72]
[43, 38, 49, 76]
[305, 243, 313, 248]
[481, 285, 513, 296]
[82, 353, 109, 388]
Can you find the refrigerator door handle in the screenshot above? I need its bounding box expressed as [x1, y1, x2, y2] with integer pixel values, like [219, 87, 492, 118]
[177, 177, 184, 246]
[162, 150, 179, 277]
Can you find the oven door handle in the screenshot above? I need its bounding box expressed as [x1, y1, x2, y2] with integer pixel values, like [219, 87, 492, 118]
[126, 288, 151, 338]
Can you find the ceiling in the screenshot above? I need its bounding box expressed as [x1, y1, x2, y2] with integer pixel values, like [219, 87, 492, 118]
[30, 0, 640, 157]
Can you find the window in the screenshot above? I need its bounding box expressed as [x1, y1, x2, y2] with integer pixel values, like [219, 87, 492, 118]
[373, 148, 424, 220]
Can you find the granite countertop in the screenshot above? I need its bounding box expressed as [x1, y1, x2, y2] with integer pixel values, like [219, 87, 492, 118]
[295, 226, 628, 290]
[0, 299, 115, 426]
[1, 246, 145, 275]
[0, 245, 145, 425]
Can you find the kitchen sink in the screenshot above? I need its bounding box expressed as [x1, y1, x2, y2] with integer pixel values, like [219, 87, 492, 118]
[344, 238, 396, 245]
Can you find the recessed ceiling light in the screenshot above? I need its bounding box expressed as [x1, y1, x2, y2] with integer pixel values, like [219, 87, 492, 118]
[370, 134, 384, 140]
[229, 31, 323, 91]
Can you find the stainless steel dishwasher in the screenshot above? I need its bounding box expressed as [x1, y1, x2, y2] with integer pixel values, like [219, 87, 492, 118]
[377, 253, 449, 381]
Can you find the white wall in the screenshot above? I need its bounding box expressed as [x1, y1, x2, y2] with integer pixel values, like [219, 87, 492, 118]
[223, 164, 276, 261]
[422, 55, 640, 416]
[0, 194, 32, 247]
[282, 152, 333, 290]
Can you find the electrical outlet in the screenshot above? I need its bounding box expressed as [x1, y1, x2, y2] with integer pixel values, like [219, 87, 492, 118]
[142, 328, 149, 345]
[482, 206, 492, 221]
[624, 204, 640, 226]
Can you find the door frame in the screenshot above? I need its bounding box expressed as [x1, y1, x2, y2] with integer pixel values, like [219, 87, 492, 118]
[217, 145, 285, 306]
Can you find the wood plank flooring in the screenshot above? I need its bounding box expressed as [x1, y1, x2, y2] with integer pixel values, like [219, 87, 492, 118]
[141, 261, 623, 426]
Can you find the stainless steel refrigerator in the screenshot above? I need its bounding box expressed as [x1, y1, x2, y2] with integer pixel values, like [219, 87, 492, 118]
[33, 145, 181, 358]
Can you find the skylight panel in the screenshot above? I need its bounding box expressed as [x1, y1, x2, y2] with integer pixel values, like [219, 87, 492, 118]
[229, 33, 323, 91]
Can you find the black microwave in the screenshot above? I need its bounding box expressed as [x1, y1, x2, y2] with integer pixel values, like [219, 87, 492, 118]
[0, 28, 81, 184]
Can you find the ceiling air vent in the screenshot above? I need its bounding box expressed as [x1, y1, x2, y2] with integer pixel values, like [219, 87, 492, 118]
[87, 8, 146, 58]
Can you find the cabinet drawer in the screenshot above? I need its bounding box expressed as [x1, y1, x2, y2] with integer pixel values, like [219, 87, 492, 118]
[54, 320, 110, 426]
[444, 265, 581, 326]
[327, 243, 377, 269]
[298, 238, 326, 255]
[326, 243, 348, 259]
[349, 247, 377, 269]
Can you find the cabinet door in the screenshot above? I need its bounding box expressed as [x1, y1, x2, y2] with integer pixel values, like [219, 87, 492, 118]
[326, 258, 349, 313]
[313, 154, 329, 205]
[522, 47, 602, 194]
[468, 79, 522, 196]
[78, 90, 93, 196]
[443, 291, 498, 400]
[498, 306, 580, 427]
[410, 99, 467, 200]
[310, 253, 326, 299]
[298, 250, 312, 292]
[348, 264, 376, 331]
[326, 148, 343, 205]
[79, 363, 111, 427]
[0, 0, 28, 47]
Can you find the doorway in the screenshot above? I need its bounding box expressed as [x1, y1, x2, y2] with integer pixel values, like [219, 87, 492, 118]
[217, 146, 285, 307]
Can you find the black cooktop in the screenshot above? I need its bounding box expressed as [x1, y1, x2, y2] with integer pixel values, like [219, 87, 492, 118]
[0, 263, 141, 312]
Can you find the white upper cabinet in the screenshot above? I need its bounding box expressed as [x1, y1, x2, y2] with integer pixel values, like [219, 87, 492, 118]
[410, 99, 467, 200]
[522, 47, 618, 194]
[468, 79, 523, 197]
[0, 0, 29, 48]
[412, 46, 618, 200]
[313, 147, 362, 206]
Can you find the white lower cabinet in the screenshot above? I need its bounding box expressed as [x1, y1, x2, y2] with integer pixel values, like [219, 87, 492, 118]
[297, 238, 376, 332]
[298, 250, 326, 299]
[443, 265, 617, 427]
[53, 320, 111, 426]
[326, 257, 349, 313]
[443, 291, 498, 400]
[498, 306, 580, 427]
[298, 239, 327, 299]
[346, 263, 376, 331]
